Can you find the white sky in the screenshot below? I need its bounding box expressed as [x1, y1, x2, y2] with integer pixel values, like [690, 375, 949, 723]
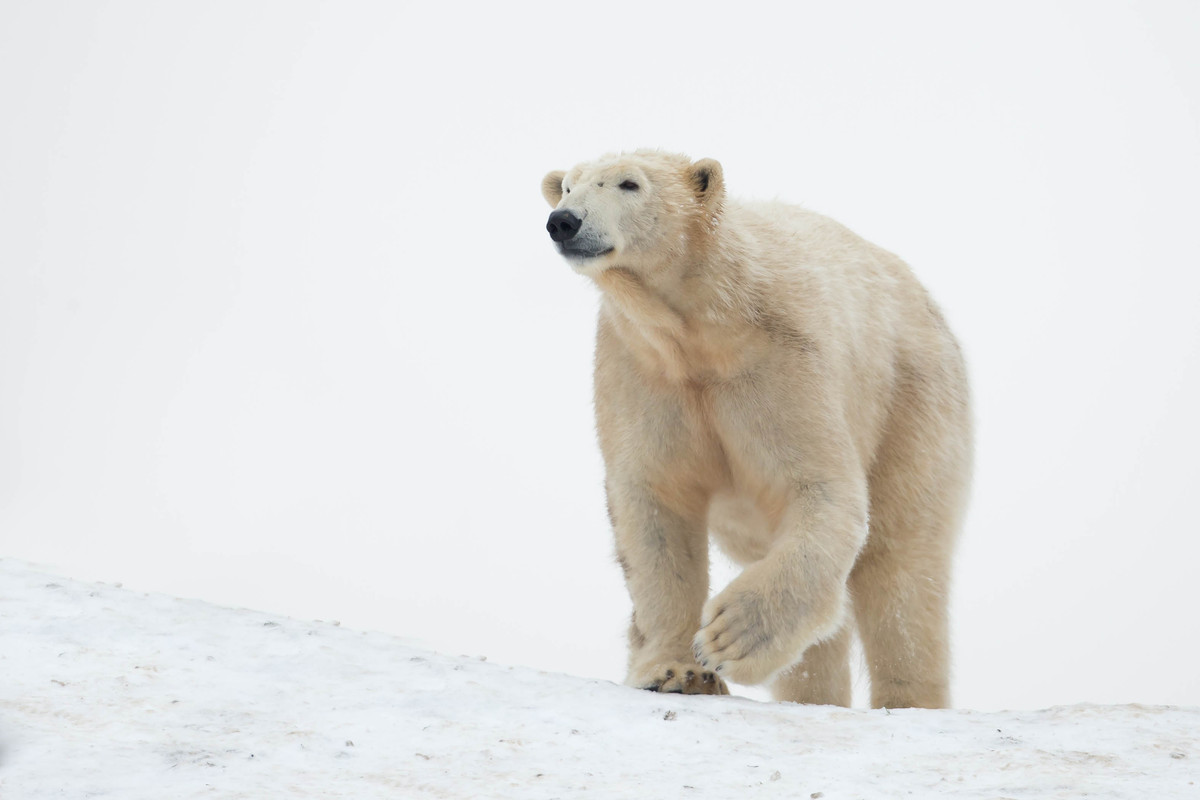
[2, 0, 1198, 711]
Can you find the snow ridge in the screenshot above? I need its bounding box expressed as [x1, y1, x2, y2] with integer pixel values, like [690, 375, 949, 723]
[1, 559, 1196, 798]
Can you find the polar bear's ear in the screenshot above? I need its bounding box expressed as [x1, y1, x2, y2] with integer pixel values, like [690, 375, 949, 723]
[690, 158, 725, 208]
[542, 170, 566, 207]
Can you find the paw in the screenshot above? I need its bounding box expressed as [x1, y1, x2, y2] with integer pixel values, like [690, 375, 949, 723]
[627, 662, 730, 695]
[693, 587, 790, 685]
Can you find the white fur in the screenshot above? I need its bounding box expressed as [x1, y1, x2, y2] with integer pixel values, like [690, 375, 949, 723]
[543, 151, 971, 707]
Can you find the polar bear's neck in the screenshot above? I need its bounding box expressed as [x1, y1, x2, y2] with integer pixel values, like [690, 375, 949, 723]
[594, 252, 767, 385]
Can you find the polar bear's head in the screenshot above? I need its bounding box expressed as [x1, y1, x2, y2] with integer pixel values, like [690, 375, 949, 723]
[541, 151, 724, 275]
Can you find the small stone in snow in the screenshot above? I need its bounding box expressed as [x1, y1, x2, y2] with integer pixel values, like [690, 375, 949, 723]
[770, 771, 781, 781]
[811, 793, 824, 799]
[664, 710, 677, 721]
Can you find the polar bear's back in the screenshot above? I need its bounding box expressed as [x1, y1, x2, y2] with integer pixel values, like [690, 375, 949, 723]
[726, 199, 943, 352]
[723, 198, 967, 464]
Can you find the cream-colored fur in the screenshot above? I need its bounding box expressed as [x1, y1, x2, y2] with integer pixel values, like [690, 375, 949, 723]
[541, 151, 972, 708]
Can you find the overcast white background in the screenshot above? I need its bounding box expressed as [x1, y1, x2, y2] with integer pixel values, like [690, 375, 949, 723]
[2, 1, 1197, 712]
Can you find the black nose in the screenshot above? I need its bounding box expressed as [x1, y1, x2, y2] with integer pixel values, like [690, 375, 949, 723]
[546, 209, 582, 242]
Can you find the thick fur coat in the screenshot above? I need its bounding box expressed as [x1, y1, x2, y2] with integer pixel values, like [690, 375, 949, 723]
[542, 151, 971, 707]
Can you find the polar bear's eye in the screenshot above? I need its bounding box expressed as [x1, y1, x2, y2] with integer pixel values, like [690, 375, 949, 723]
[619, 180, 639, 191]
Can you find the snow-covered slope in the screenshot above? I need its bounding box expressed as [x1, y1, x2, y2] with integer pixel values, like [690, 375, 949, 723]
[1, 560, 1196, 799]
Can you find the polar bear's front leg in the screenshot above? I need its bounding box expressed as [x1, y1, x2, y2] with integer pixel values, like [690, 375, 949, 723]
[692, 481, 868, 686]
[610, 481, 726, 695]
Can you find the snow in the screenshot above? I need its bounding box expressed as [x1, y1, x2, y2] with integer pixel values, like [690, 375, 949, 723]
[2, 559, 1196, 798]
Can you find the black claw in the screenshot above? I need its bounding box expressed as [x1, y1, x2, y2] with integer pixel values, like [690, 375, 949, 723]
[664, 669, 675, 679]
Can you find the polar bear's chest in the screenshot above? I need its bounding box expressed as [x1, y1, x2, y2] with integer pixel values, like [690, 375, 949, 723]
[678, 389, 797, 562]
[706, 490, 780, 564]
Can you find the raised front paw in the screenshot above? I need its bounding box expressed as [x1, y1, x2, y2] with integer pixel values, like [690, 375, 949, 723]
[692, 587, 792, 685]
[627, 662, 730, 695]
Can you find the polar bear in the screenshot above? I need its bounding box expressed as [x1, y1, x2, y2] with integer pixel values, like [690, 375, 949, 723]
[541, 151, 972, 708]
